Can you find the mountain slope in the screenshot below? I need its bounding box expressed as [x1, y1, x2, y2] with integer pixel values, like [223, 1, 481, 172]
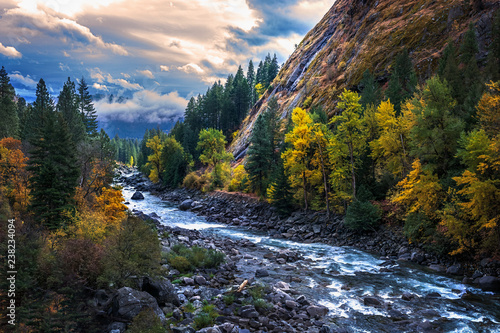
[230, 0, 499, 160]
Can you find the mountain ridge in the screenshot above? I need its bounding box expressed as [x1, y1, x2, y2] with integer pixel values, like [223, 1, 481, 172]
[230, 0, 499, 160]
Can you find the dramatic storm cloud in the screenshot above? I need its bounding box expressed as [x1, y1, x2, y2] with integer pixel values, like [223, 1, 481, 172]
[0, 0, 332, 135]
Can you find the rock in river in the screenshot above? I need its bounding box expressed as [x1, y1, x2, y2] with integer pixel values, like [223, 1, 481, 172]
[179, 199, 194, 211]
[131, 191, 144, 200]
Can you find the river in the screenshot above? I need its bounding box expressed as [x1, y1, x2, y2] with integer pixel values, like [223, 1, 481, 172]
[121, 184, 500, 333]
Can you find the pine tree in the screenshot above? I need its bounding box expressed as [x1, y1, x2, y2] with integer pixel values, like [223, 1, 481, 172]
[246, 113, 273, 195]
[78, 77, 98, 136]
[26, 79, 54, 143]
[28, 111, 79, 229]
[162, 137, 189, 188]
[58, 77, 86, 145]
[359, 69, 379, 108]
[385, 50, 417, 113]
[267, 157, 294, 216]
[486, 11, 500, 81]
[0, 67, 19, 139]
[247, 60, 256, 106]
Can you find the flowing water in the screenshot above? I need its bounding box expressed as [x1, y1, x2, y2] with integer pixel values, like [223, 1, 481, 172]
[121, 185, 500, 332]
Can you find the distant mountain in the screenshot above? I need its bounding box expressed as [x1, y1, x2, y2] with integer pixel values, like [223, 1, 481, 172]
[230, 0, 499, 160]
[100, 120, 175, 139]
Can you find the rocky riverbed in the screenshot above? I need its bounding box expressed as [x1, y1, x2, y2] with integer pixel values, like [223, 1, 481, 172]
[108, 166, 500, 333]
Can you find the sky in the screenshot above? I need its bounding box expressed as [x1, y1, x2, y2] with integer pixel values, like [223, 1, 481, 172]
[0, 0, 332, 136]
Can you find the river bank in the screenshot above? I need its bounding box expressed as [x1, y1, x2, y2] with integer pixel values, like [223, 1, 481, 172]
[118, 166, 500, 292]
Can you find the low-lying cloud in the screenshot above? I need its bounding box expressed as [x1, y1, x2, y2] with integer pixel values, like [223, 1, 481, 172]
[95, 89, 188, 124]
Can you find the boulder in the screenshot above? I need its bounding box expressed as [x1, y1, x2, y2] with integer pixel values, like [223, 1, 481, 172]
[363, 296, 383, 306]
[179, 199, 194, 211]
[446, 264, 464, 276]
[255, 269, 269, 277]
[306, 305, 329, 318]
[240, 305, 259, 319]
[194, 275, 208, 286]
[131, 191, 144, 200]
[142, 277, 180, 306]
[107, 322, 127, 333]
[112, 287, 165, 322]
[477, 276, 500, 291]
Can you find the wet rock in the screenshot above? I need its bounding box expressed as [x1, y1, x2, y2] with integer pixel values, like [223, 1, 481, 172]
[131, 191, 144, 200]
[477, 276, 500, 291]
[446, 264, 464, 276]
[179, 199, 194, 211]
[171, 326, 195, 333]
[401, 292, 417, 301]
[194, 275, 208, 286]
[428, 264, 446, 273]
[306, 305, 329, 318]
[255, 269, 269, 277]
[183, 277, 195, 285]
[472, 270, 483, 279]
[240, 305, 259, 319]
[142, 277, 180, 306]
[388, 309, 407, 321]
[285, 300, 299, 309]
[419, 309, 441, 318]
[197, 327, 222, 333]
[425, 292, 441, 299]
[111, 287, 165, 322]
[363, 296, 383, 306]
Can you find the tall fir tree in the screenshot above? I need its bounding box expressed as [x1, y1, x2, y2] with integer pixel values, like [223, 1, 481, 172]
[385, 50, 417, 114]
[28, 111, 80, 229]
[58, 77, 86, 145]
[486, 10, 500, 81]
[78, 77, 98, 136]
[247, 60, 256, 106]
[359, 69, 379, 108]
[246, 113, 273, 195]
[0, 67, 19, 139]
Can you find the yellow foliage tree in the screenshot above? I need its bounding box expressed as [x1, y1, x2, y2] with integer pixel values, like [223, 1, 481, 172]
[0, 138, 30, 212]
[95, 187, 127, 225]
[229, 164, 249, 192]
[146, 135, 164, 183]
[392, 159, 443, 220]
[476, 81, 500, 137]
[282, 107, 314, 210]
[370, 99, 413, 177]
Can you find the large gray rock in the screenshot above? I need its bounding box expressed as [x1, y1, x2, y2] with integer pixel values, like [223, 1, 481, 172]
[131, 191, 144, 200]
[112, 287, 165, 322]
[240, 305, 259, 319]
[179, 199, 194, 210]
[446, 264, 464, 276]
[477, 276, 500, 291]
[142, 277, 180, 306]
[363, 296, 383, 306]
[255, 269, 269, 277]
[306, 305, 329, 318]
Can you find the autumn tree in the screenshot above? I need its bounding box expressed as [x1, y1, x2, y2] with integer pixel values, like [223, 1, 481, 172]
[0, 138, 30, 211]
[282, 107, 314, 210]
[197, 128, 233, 188]
[476, 81, 500, 137]
[146, 135, 164, 183]
[370, 99, 412, 178]
[329, 89, 367, 200]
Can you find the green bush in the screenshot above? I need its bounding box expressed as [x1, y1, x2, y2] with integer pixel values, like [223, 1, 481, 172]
[253, 298, 272, 311]
[223, 294, 235, 305]
[193, 313, 213, 330]
[344, 200, 381, 232]
[166, 244, 225, 273]
[128, 308, 166, 333]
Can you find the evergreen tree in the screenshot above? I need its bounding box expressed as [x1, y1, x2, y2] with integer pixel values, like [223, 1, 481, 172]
[247, 60, 256, 106]
[439, 42, 463, 103]
[162, 137, 189, 188]
[359, 69, 379, 108]
[268, 54, 279, 86]
[267, 157, 294, 216]
[26, 79, 54, 143]
[246, 113, 273, 195]
[385, 50, 417, 113]
[0, 67, 19, 139]
[28, 111, 80, 229]
[78, 77, 98, 136]
[486, 11, 500, 81]
[58, 77, 86, 145]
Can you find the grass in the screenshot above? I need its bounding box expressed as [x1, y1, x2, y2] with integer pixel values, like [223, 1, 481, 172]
[166, 244, 225, 273]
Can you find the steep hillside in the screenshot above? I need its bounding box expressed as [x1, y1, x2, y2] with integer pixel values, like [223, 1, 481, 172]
[230, 0, 499, 160]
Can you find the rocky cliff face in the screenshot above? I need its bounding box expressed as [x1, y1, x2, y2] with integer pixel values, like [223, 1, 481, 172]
[230, 0, 499, 160]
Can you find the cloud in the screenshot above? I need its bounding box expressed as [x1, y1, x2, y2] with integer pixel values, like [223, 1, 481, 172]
[160, 65, 169, 72]
[178, 63, 204, 74]
[59, 62, 70, 71]
[138, 69, 154, 79]
[90, 68, 142, 90]
[95, 89, 188, 123]
[9, 72, 37, 87]
[0, 43, 22, 58]
[3, 5, 128, 56]
[93, 83, 108, 90]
